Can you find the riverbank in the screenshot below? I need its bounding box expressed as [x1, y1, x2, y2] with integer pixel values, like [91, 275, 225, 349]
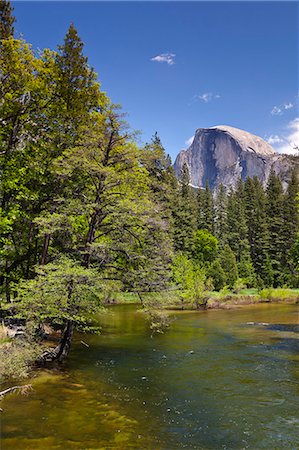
[109, 288, 299, 310]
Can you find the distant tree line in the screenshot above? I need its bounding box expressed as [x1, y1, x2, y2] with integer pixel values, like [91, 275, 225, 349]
[173, 163, 299, 291]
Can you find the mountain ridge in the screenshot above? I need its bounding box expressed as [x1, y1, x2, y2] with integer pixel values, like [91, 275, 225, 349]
[173, 125, 298, 189]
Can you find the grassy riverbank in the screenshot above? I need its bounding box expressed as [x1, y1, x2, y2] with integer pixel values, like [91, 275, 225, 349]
[110, 288, 299, 310]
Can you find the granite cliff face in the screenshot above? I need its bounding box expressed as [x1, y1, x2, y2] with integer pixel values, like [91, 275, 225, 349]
[173, 125, 297, 189]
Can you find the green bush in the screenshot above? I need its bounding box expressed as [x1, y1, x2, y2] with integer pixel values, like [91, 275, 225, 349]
[0, 341, 40, 380]
[258, 288, 299, 301]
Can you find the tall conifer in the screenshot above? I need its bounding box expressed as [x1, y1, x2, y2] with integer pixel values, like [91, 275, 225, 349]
[266, 169, 285, 286]
[0, 0, 15, 40]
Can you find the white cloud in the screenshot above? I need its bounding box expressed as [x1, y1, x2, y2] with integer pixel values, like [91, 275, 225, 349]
[150, 53, 175, 65]
[284, 102, 294, 110]
[185, 136, 194, 147]
[271, 106, 283, 116]
[198, 92, 220, 103]
[269, 118, 299, 155]
[271, 100, 295, 116]
[267, 135, 284, 145]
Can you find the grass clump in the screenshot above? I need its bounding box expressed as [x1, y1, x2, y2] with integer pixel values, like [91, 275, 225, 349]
[0, 340, 40, 380]
[258, 288, 299, 302]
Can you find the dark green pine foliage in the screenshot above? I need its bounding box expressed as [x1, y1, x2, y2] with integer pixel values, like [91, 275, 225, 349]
[55, 23, 100, 134]
[197, 182, 214, 233]
[214, 184, 228, 247]
[266, 169, 285, 286]
[282, 170, 299, 281]
[226, 180, 250, 261]
[142, 133, 178, 215]
[225, 179, 256, 285]
[0, 0, 15, 39]
[244, 177, 273, 287]
[173, 163, 196, 254]
[207, 258, 226, 290]
[219, 244, 238, 288]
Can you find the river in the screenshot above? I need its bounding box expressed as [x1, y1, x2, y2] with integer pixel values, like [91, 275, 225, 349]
[1, 303, 299, 449]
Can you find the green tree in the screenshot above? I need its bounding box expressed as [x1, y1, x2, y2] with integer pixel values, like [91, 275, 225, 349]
[219, 244, 238, 288]
[266, 169, 285, 286]
[197, 182, 214, 233]
[281, 170, 299, 283]
[214, 184, 228, 247]
[0, 36, 51, 297]
[226, 180, 250, 262]
[15, 257, 110, 361]
[172, 163, 196, 254]
[207, 259, 226, 291]
[244, 177, 273, 286]
[192, 229, 218, 264]
[238, 252, 256, 287]
[0, 0, 15, 39]
[172, 254, 211, 309]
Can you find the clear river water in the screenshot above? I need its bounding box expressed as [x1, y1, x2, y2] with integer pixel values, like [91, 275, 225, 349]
[1, 303, 299, 449]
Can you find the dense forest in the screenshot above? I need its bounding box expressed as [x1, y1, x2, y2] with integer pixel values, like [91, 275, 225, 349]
[0, 1, 298, 376]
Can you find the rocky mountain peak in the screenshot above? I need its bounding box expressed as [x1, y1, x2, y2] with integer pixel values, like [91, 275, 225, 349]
[174, 125, 297, 190]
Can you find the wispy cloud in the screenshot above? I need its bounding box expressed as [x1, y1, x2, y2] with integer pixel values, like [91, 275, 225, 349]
[150, 53, 176, 66]
[267, 118, 299, 155]
[271, 106, 283, 116]
[185, 136, 194, 147]
[198, 92, 220, 103]
[267, 135, 284, 145]
[271, 100, 295, 116]
[284, 102, 294, 110]
[189, 92, 220, 105]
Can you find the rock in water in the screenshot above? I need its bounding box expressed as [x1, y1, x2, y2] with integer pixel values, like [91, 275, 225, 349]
[173, 125, 298, 189]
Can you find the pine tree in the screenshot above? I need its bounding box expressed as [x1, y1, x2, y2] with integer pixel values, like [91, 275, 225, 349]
[214, 184, 228, 247]
[0, 0, 15, 40]
[219, 244, 238, 288]
[207, 258, 226, 290]
[197, 182, 214, 233]
[282, 169, 299, 281]
[266, 169, 285, 286]
[226, 179, 250, 262]
[172, 163, 196, 254]
[244, 177, 273, 286]
[238, 252, 256, 287]
[55, 23, 102, 137]
[142, 133, 178, 213]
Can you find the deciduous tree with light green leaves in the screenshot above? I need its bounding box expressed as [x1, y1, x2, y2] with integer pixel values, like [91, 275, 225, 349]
[14, 257, 114, 361]
[172, 254, 212, 309]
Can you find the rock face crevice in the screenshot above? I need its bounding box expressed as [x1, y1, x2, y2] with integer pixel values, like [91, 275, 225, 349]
[173, 125, 297, 189]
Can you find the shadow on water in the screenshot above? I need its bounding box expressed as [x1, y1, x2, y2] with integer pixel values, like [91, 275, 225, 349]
[265, 323, 299, 333]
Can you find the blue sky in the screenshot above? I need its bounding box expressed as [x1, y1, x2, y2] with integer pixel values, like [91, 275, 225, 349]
[13, 1, 298, 160]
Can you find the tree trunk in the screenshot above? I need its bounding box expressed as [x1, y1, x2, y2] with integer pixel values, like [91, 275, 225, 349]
[5, 260, 10, 303]
[40, 320, 74, 363]
[83, 212, 98, 268]
[40, 233, 50, 266]
[55, 320, 74, 361]
[137, 292, 144, 306]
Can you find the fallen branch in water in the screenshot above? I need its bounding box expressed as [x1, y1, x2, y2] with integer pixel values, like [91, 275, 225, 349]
[80, 340, 89, 348]
[0, 384, 32, 398]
